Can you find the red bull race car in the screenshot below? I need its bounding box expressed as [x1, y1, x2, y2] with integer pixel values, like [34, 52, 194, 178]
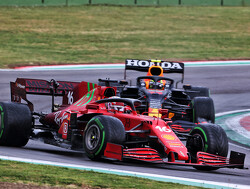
[0, 75, 246, 170]
[99, 59, 215, 131]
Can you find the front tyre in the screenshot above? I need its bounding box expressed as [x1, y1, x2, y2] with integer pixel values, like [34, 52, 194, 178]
[83, 115, 125, 160]
[0, 102, 32, 147]
[186, 123, 228, 170]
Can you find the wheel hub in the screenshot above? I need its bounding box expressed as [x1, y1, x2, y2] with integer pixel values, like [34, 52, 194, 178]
[85, 124, 100, 150]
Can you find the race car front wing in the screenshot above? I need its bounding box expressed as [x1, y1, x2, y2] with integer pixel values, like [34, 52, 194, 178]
[104, 143, 247, 169]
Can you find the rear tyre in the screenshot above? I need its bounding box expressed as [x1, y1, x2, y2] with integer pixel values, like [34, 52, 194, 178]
[83, 115, 125, 160]
[190, 86, 210, 98]
[192, 97, 215, 123]
[0, 102, 32, 147]
[186, 123, 228, 170]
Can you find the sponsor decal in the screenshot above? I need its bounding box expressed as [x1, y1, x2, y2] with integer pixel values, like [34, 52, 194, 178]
[54, 111, 69, 126]
[26, 80, 76, 90]
[148, 90, 163, 94]
[62, 121, 68, 139]
[169, 142, 181, 146]
[26, 80, 47, 87]
[155, 126, 172, 133]
[149, 108, 161, 117]
[26, 88, 51, 93]
[179, 151, 185, 157]
[24, 80, 78, 94]
[169, 145, 182, 148]
[126, 59, 183, 70]
[63, 122, 68, 134]
[162, 134, 176, 141]
[67, 91, 74, 105]
[16, 83, 25, 89]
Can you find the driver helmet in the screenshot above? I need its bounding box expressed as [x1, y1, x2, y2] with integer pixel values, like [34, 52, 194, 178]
[144, 65, 164, 89]
[148, 65, 163, 77]
[105, 96, 124, 112]
[148, 80, 155, 89]
[157, 82, 164, 89]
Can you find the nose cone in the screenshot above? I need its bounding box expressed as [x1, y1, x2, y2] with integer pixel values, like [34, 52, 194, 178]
[178, 150, 189, 161]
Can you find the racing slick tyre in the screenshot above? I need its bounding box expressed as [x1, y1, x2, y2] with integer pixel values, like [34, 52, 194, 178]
[186, 123, 228, 170]
[192, 97, 215, 123]
[83, 115, 125, 160]
[0, 102, 32, 147]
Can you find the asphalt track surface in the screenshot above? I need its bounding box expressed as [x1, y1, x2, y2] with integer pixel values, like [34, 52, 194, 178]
[0, 65, 250, 188]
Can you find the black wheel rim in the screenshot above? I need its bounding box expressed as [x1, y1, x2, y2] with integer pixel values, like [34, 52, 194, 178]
[187, 133, 205, 159]
[85, 124, 101, 150]
[193, 133, 205, 151]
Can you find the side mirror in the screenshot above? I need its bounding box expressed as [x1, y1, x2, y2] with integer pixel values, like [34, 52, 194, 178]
[119, 80, 128, 85]
[134, 100, 141, 107]
[183, 84, 192, 90]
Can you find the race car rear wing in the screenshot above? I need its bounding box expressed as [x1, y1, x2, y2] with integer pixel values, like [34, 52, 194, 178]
[10, 78, 80, 111]
[124, 59, 185, 86]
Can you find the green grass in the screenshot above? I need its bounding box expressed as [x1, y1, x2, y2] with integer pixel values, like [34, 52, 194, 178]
[0, 6, 249, 68]
[0, 160, 204, 189]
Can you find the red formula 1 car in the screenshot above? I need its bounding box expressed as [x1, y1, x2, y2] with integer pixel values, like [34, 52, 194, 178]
[0, 78, 246, 170]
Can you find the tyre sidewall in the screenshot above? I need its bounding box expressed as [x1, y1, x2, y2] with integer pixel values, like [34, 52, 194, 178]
[187, 124, 228, 161]
[0, 102, 10, 145]
[83, 116, 107, 159]
[0, 102, 32, 147]
[83, 115, 125, 160]
[192, 97, 215, 123]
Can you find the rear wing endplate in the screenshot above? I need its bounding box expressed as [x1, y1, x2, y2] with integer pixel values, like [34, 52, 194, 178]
[10, 78, 80, 111]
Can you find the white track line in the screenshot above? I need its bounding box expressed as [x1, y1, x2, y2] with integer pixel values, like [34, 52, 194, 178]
[1, 60, 250, 71]
[0, 155, 248, 189]
[216, 109, 250, 151]
[216, 109, 250, 117]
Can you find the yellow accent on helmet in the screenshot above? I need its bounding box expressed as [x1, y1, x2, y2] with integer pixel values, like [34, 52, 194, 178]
[150, 59, 161, 63]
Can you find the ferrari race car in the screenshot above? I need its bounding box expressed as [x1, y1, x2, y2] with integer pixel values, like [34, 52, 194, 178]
[0, 77, 246, 170]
